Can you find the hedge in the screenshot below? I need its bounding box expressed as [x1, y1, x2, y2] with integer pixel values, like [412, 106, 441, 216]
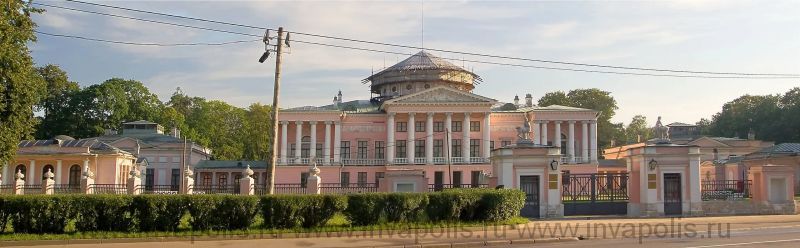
[0, 189, 525, 234]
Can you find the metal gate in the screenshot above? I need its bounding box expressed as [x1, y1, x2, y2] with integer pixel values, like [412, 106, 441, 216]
[520, 176, 540, 218]
[562, 173, 629, 215]
[664, 173, 682, 215]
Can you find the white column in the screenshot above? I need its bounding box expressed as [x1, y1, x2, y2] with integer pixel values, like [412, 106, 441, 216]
[334, 121, 342, 163]
[554, 121, 562, 150]
[568, 121, 575, 163]
[482, 112, 491, 159]
[386, 113, 395, 164]
[211, 172, 217, 185]
[28, 160, 36, 184]
[532, 121, 541, 145]
[462, 112, 471, 163]
[541, 121, 549, 146]
[581, 121, 589, 163]
[294, 121, 303, 163]
[55, 160, 62, 184]
[590, 120, 599, 163]
[445, 113, 453, 161]
[324, 121, 332, 165]
[280, 121, 288, 164]
[309, 121, 317, 161]
[425, 112, 434, 164]
[407, 113, 415, 162]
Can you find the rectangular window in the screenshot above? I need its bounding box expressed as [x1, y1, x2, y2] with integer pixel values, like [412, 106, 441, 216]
[375, 141, 385, 159]
[145, 168, 155, 188]
[452, 139, 462, 157]
[415, 121, 425, 132]
[170, 169, 180, 189]
[340, 172, 350, 186]
[172, 156, 181, 163]
[434, 171, 444, 186]
[452, 121, 462, 132]
[202, 173, 212, 185]
[300, 172, 309, 187]
[396, 122, 407, 132]
[340, 141, 351, 159]
[375, 172, 385, 186]
[453, 171, 463, 187]
[470, 139, 481, 157]
[470, 121, 480, 132]
[290, 144, 296, 157]
[357, 140, 368, 159]
[396, 140, 407, 158]
[316, 143, 323, 157]
[433, 122, 444, 132]
[301, 140, 310, 158]
[433, 139, 443, 157]
[357, 172, 368, 186]
[415, 140, 425, 158]
[158, 157, 168, 163]
[501, 140, 512, 147]
[471, 171, 482, 187]
[490, 141, 495, 150]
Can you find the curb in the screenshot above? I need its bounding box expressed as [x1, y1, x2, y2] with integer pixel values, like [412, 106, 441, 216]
[405, 237, 580, 248]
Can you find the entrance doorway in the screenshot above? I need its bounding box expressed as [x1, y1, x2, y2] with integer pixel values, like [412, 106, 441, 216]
[520, 175, 540, 218]
[663, 173, 682, 215]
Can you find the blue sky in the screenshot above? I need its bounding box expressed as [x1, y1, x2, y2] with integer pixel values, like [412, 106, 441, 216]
[30, 0, 800, 125]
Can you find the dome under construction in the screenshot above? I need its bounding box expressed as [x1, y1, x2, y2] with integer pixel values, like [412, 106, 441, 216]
[364, 51, 482, 102]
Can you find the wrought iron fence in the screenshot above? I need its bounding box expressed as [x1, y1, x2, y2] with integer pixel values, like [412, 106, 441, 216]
[320, 183, 378, 194]
[191, 185, 236, 194]
[428, 184, 489, 192]
[142, 185, 179, 195]
[253, 183, 308, 195]
[21, 184, 43, 195]
[54, 184, 81, 194]
[90, 184, 128, 194]
[0, 184, 15, 195]
[701, 180, 751, 200]
[561, 173, 629, 202]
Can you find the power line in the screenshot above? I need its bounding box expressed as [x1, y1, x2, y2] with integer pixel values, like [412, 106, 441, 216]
[35, 30, 260, 46]
[61, 0, 800, 77]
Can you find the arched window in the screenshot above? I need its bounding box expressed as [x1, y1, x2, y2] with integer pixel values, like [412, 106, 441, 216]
[14, 164, 26, 181]
[42, 164, 54, 181]
[202, 173, 212, 185]
[69, 165, 81, 186]
[219, 173, 228, 186]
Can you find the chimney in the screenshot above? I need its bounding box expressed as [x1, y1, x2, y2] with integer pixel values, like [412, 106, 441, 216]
[333, 96, 339, 108]
[337, 90, 343, 105]
[525, 93, 533, 107]
[513, 95, 520, 105]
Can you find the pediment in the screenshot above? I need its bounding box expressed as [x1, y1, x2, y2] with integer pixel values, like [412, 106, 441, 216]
[385, 86, 496, 104]
[687, 137, 730, 148]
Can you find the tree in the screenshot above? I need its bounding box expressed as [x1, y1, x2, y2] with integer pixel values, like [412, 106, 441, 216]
[708, 94, 781, 141]
[625, 115, 651, 144]
[537, 91, 570, 107]
[34, 65, 80, 139]
[0, 2, 46, 166]
[497, 103, 517, 111]
[103, 78, 163, 122]
[242, 103, 272, 161]
[696, 118, 712, 136]
[186, 100, 246, 160]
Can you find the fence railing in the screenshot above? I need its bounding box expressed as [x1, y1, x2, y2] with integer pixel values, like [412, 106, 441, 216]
[701, 180, 751, 200]
[561, 173, 629, 202]
[0, 184, 15, 195]
[191, 184, 236, 194]
[253, 183, 307, 195]
[54, 184, 81, 194]
[142, 184, 179, 195]
[428, 184, 489, 192]
[320, 183, 378, 194]
[20, 184, 42, 195]
[90, 184, 128, 194]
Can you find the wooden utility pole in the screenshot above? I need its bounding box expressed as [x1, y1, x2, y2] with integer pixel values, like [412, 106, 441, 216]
[266, 27, 284, 194]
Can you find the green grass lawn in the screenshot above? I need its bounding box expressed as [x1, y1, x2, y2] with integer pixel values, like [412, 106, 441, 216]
[0, 214, 529, 241]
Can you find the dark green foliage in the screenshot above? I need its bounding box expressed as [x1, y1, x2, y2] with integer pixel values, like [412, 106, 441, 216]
[7, 195, 75, 233]
[384, 193, 428, 222]
[426, 190, 482, 222]
[187, 195, 259, 230]
[261, 194, 346, 228]
[344, 193, 386, 226]
[186, 194, 224, 230]
[0, 197, 9, 233]
[131, 195, 187, 232]
[74, 195, 134, 232]
[477, 189, 525, 222]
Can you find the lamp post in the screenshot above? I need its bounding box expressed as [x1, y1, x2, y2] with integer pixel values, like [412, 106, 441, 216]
[549, 159, 559, 171]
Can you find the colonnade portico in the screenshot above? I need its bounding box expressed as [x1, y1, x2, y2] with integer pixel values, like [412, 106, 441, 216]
[532, 119, 599, 164]
[279, 120, 341, 165]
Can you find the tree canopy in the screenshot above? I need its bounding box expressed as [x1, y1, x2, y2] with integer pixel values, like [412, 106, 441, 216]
[706, 88, 800, 143]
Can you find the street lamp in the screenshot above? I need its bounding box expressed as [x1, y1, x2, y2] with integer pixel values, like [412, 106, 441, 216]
[550, 159, 559, 171]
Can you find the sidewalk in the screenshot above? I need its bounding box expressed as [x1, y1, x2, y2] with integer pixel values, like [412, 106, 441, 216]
[3, 215, 800, 247]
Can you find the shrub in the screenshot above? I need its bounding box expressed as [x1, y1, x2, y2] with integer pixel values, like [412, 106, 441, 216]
[477, 189, 525, 222]
[218, 195, 259, 230]
[0, 196, 10, 233]
[384, 193, 428, 222]
[131, 195, 187, 232]
[8, 195, 76, 233]
[344, 193, 386, 226]
[186, 194, 224, 230]
[261, 194, 346, 229]
[426, 190, 482, 222]
[74, 195, 134, 232]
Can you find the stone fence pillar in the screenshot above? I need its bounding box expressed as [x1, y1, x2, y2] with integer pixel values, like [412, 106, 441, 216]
[127, 167, 142, 195]
[14, 169, 24, 195]
[749, 165, 796, 214]
[81, 164, 95, 194]
[307, 165, 321, 194]
[43, 168, 55, 195]
[239, 165, 254, 195]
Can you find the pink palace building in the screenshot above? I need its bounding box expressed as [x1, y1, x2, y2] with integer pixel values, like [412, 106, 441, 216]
[269, 51, 601, 186]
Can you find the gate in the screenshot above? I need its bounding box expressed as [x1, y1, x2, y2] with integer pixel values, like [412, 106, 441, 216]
[520, 176, 540, 218]
[664, 173, 682, 215]
[562, 173, 629, 215]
